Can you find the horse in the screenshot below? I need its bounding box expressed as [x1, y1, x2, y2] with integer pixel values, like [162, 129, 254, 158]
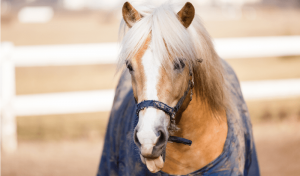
[98, 1, 260, 176]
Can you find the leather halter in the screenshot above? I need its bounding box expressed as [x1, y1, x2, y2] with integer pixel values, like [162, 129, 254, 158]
[136, 69, 194, 146]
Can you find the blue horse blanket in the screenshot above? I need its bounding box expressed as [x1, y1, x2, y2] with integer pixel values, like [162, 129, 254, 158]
[97, 60, 260, 176]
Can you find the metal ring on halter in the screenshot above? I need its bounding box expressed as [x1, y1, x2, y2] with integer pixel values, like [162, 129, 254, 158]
[135, 68, 194, 146]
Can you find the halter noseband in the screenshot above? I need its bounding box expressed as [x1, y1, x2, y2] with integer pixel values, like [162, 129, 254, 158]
[136, 69, 194, 146]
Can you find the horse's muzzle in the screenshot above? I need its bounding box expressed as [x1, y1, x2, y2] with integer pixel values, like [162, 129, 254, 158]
[134, 126, 168, 158]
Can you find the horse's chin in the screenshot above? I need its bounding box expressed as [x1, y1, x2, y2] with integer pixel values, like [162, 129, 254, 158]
[140, 154, 164, 173]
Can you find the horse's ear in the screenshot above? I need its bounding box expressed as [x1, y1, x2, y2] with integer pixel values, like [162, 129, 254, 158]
[177, 2, 195, 28]
[122, 2, 141, 28]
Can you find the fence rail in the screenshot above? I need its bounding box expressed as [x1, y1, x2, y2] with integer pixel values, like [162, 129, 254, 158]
[14, 90, 114, 116]
[1, 36, 300, 152]
[11, 78, 300, 117]
[11, 36, 300, 67]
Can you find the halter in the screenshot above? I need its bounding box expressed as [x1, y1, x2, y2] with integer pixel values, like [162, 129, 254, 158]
[136, 69, 194, 146]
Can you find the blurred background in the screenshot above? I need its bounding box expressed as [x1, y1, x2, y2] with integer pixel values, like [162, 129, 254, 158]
[1, 0, 300, 176]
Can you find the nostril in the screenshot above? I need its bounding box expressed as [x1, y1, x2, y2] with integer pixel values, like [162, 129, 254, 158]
[134, 129, 141, 147]
[156, 130, 166, 148]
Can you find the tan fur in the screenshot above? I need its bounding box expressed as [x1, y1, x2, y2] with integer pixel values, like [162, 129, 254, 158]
[130, 36, 151, 102]
[162, 98, 228, 174]
[155, 53, 228, 175]
[156, 60, 190, 107]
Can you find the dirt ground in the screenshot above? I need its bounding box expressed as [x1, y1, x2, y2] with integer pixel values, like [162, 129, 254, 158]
[2, 120, 300, 176]
[1, 140, 103, 176]
[253, 120, 300, 176]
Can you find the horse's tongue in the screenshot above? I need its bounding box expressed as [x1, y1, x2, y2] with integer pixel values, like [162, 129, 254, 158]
[145, 155, 164, 173]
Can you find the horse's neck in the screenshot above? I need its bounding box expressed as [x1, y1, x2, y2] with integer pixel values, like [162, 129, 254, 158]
[162, 96, 228, 175]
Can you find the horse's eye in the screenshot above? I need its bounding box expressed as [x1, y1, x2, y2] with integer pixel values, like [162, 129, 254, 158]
[174, 59, 185, 70]
[126, 61, 134, 72]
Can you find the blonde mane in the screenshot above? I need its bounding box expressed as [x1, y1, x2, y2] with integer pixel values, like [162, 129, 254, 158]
[118, 1, 232, 114]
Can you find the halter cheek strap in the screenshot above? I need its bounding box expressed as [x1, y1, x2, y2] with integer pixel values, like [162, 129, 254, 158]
[136, 71, 194, 146]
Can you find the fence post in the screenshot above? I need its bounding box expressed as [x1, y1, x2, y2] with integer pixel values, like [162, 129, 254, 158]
[1, 42, 17, 153]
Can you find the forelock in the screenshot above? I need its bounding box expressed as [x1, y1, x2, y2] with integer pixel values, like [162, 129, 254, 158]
[118, 1, 198, 69]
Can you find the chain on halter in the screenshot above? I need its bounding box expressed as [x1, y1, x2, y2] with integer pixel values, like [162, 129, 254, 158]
[136, 68, 194, 146]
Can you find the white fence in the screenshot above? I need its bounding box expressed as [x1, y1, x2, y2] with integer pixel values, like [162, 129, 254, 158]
[1, 36, 300, 152]
[11, 36, 300, 67]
